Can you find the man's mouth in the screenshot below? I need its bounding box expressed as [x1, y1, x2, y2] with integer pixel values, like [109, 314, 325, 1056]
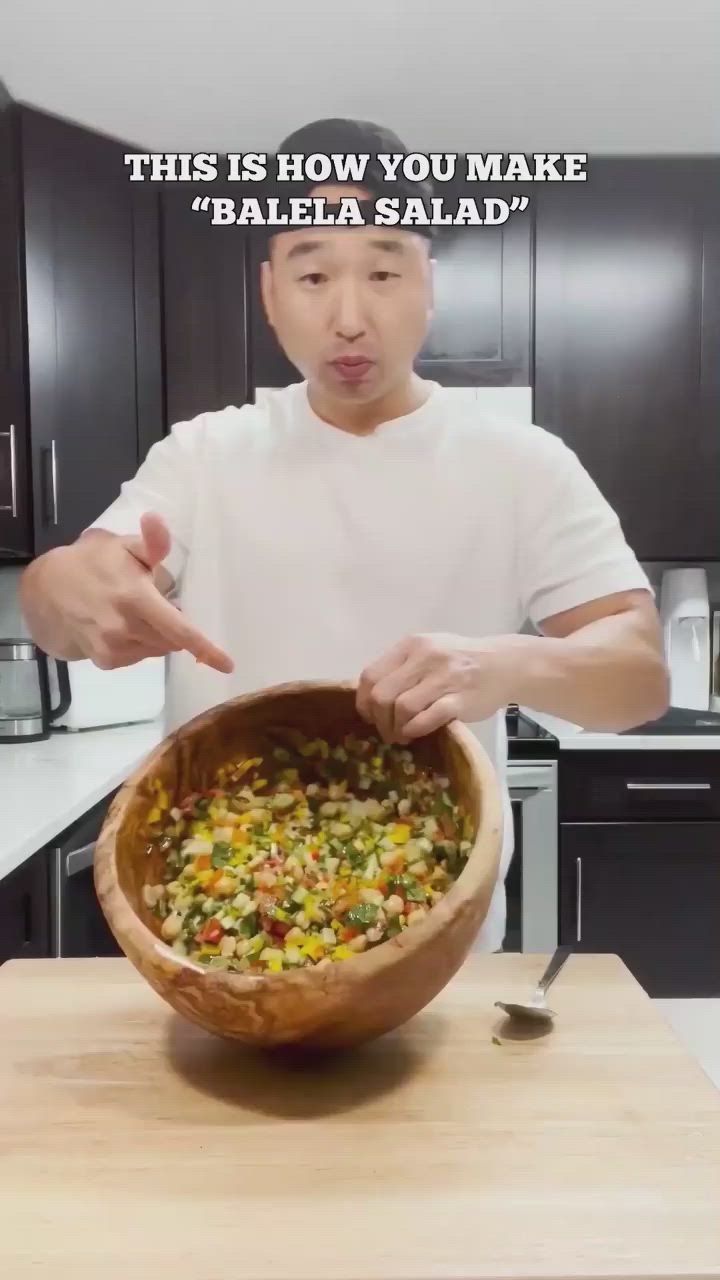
[330, 356, 375, 381]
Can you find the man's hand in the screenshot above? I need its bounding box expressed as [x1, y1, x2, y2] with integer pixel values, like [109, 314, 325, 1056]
[20, 513, 234, 674]
[356, 633, 511, 743]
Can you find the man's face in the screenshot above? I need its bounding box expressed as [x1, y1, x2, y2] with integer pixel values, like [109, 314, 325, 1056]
[260, 184, 434, 404]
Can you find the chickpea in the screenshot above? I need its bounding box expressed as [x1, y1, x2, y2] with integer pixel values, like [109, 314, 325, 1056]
[161, 913, 183, 942]
[349, 934, 368, 953]
[385, 894, 404, 917]
[142, 885, 157, 909]
[220, 935, 237, 958]
[235, 937, 250, 958]
[408, 860, 429, 880]
[255, 870, 277, 890]
[166, 880, 183, 897]
[214, 873, 237, 898]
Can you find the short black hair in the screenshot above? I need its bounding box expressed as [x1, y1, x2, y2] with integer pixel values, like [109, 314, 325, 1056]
[264, 116, 435, 246]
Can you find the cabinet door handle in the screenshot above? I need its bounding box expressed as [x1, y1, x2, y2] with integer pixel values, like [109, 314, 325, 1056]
[50, 439, 59, 525]
[41, 441, 60, 527]
[576, 856, 582, 942]
[0, 423, 18, 517]
[626, 782, 711, 791]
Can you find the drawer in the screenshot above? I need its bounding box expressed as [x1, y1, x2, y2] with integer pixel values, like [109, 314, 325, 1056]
[560, 751, 720, 821]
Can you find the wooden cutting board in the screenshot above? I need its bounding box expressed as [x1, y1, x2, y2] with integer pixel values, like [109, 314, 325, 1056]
[1, 953, 720, 1280]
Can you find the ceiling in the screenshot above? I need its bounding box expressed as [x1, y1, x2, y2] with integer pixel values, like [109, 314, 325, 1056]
[1, 0, 719, 155]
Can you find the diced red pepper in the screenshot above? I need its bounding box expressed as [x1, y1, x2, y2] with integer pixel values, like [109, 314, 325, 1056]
[341, 926, 359, 943]
[194, 853, 211, 872]
[196, 918, 224, 945]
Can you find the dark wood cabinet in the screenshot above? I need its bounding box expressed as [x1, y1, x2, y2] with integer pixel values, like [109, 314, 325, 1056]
[0, 87, 32, 558]
[21, 108, 163, 553]
[534, 157, 720, 561]
[162, 185, 249, 427]
[416, 180, 532, 387]
[560, 821, 720, 998]
[560, 750, 720, 997]
[0, 851, 50, 965]
[0, 89, 163, 562]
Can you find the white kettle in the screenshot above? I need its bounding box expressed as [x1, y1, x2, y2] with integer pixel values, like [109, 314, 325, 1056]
[659, 568, 711, 710]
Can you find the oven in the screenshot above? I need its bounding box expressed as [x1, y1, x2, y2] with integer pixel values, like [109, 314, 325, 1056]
[49, 795, 122, 958]
[505, 759, 558, 952]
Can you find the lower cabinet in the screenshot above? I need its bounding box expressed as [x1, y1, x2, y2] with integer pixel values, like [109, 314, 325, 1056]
[559, 750, 720, 997]
[0, 850, 50, 964]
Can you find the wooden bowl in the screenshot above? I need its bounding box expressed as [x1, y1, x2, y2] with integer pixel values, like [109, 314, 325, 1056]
[95, 681, 503, 1049]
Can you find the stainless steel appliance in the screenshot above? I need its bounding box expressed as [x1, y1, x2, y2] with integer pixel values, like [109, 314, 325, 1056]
[659, 567, 711, 710]
[505, 706, 559, 954]
[49, 797, 121, 958]
[712, 611, 720, 713]
[0, 640, 71, 742]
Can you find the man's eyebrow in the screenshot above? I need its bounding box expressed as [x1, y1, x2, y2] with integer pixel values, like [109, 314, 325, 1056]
[283, 236, 411, 261]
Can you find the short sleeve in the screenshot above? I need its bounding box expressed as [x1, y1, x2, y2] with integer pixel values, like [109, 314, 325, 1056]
[86, 418, 202, 587]
[516, 432, 653, 628]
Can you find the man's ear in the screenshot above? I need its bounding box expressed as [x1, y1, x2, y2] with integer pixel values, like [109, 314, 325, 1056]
[259, 258, 275, 330]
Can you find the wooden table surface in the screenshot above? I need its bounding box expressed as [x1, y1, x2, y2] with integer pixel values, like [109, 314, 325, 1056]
[1, 953, 720, 1280]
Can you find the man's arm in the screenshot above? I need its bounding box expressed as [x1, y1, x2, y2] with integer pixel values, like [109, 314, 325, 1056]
[355, 589, 668, 743]
[490, 588, 669, 731]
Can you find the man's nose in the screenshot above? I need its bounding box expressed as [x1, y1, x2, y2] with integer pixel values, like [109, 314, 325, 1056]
[333, 282, 366, 342]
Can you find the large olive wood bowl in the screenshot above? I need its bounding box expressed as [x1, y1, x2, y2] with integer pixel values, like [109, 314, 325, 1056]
[94, 681, 503, 1049]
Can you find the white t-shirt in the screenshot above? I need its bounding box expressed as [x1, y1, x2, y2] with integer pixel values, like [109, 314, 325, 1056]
[91, 380, 651, 951]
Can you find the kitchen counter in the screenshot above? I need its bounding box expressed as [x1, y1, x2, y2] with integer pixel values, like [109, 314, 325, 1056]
[0, 719, 165, 882]
[2, 953, 720, 1279]
[524, 706, 720, 750]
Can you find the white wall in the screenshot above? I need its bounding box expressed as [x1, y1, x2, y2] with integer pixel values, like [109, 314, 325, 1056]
[2, 0, 719, 154]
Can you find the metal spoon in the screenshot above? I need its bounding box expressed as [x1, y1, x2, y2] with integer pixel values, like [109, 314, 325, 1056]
[494, 945, 572, 1025]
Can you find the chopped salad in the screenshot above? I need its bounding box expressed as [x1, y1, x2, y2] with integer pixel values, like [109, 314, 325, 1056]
[143, 729, 472, 975]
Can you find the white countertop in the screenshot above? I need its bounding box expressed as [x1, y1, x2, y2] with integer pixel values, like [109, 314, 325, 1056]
[524, 707, 720, 751]
[0, 719, 165, 883]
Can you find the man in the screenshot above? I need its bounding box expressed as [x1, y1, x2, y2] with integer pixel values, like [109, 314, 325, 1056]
[20, 118, 669, 952]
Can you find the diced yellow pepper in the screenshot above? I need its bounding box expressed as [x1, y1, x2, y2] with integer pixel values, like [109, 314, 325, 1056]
[299, 936, 326, 961]
[235, 757, 263, 778]
[389, 824, 411, 844]
[332, 945, 354, 962]
[147, 807, 162, 824]
[371, 756, 382, 768]
[195, 869, 214, 886]
[251, 778, 268, 792]
[268, 958, 283, 973]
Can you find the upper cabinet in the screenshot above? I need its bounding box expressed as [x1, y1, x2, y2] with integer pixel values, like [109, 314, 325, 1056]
[0, 88, 31, 558]
[415, 176, 532, 387]
[0, 93, 163, 560]
[534, 158, 720, 562]
[162, 183, 249, 427]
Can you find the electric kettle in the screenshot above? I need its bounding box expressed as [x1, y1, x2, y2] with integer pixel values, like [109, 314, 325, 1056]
[0, 640, 72, 742]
